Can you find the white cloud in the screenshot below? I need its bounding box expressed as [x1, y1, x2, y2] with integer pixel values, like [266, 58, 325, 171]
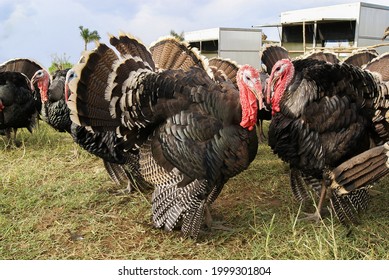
[1, 0, 388, 68]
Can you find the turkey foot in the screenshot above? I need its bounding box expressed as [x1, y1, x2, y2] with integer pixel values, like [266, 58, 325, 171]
[298, 184, 327, 223]
[299, 210, 322, 223]
[204, 205, 232, 232]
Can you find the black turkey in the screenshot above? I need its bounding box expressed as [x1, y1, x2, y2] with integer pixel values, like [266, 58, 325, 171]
[0, 58, 43, 146]
[0, 71, 38, 146]
[266, 57, 389, 225]
[67, 33, 262, 239]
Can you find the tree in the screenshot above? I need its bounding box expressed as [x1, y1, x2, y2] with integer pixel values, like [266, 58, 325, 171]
[170, 30, 185, 41]
[79, 25, 101, 51]
[49, 53, 73, 74]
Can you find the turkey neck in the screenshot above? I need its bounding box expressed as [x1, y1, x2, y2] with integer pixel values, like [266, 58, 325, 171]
[238, 82, 258, 131]
[38, 78, 50, 103]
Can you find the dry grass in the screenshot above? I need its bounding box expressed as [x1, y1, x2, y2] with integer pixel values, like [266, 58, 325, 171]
[0, 122, 388, 260]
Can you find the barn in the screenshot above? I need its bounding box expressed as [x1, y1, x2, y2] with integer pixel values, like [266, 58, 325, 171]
[256, 2, 389, 57]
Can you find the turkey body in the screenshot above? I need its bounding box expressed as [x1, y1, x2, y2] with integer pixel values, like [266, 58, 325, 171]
[0, 71, 38, 145]
[68, 34, 261, 238]
[267, 58, 389, 224]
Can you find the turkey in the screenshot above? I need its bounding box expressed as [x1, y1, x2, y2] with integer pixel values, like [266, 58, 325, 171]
[0, 58, 43, 146]
[266, 57, 389, 226]
[0, 72, 38, 147]
[67, 33, 261, 239]
[31, 68, 72, 133]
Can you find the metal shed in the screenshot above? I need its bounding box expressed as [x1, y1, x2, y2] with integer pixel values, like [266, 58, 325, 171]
[184, 27, 262, 68]
[255, 2, 389, 57]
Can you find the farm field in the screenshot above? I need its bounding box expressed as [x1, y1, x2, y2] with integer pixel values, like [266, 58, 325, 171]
[1, 122, 388, 260]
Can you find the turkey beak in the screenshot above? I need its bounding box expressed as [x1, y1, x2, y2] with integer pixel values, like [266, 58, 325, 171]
[251, 82, 264, 110]
[267, 76, 278, 104]
[30, 75, 37, 92]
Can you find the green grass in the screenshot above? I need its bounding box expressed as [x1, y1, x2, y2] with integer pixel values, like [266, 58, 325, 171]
[0, 122, 388, 259]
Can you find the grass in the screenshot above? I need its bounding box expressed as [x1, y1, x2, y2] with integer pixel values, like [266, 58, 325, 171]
[0, 122, 388, 260]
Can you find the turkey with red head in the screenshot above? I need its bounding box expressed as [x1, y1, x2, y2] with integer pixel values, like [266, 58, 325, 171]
[266, 57, 389, 226]
[67, 33, 261, 239]
[31, 68, 73, 133]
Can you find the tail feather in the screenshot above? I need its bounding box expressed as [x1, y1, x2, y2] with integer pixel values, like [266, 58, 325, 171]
[209, 57, 239, 86]
[364, 53, 389, 82]
[260, 45, 289, 74]
[326, 142, 389, 225]
[0, 58, 44, 80]
[68, 43, 125, 130]
[302, 51, 340, 64]
[328, 142, 389, 194]
[109, 33, 155, 70]
[150, 37, 207, 72]
[343, 49, 377, 68]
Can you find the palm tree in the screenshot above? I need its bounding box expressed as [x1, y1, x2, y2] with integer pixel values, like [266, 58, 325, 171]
[79, 26, 101, 51]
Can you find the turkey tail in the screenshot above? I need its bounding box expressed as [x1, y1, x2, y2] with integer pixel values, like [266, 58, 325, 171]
[343, 49, 378, 68]
[364, 52, 389, 82]
[67, 42, 121, 131]
[302, 51, 340, 64]
[150, 37, 208, 72]
[109, 33, 155, 70]
[326, 143, 389, 225]
[0, 58, 44, 80]
[260, 45, 289, 74]
[209, 57, 239, 86]
[68, 35, 156, 132]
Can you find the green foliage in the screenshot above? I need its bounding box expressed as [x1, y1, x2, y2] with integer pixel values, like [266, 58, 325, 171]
[0, 122, 388, 259]
[48, 53, 73, 74]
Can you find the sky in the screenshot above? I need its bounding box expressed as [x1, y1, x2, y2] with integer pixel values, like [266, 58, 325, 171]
[1, 0, 388, 68]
